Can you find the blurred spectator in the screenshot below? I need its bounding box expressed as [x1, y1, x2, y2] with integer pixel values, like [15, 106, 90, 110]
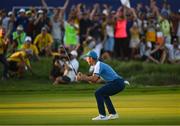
[129, 21, 140, 59]
[33, 9, 51, 36]
[150, 24, 166, 64]
[64, 16, 79, 50]
[12, 25, 27, 50]
[15, 8, 29, 32]
[167, 38, 180, 64]
[114, 6, 129, 59]
[7, 49, 33, 78]
[5, 11, 15, 38]
[1, 10, 9, 32]
[53, 50, 79, 85]
[49, 46, 67, 81]
[102, 12, 115, 60]
[51, 8, 64, 51]
[0, 27, 9, 80]
[51, 0, 69, 51]
[34, 27, 53, 56]
[22, 36, 40, 61]
[176, 10, 180, 44]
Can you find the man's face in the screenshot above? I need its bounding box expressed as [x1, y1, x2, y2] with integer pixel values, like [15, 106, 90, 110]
[85, 57, 93, 65]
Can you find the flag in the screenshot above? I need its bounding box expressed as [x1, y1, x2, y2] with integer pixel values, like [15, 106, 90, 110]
[120, 0, 131, 8]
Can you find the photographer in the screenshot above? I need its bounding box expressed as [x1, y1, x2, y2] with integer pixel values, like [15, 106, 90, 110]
[53, 50, 79, 85]
[49, 46, 67, 81]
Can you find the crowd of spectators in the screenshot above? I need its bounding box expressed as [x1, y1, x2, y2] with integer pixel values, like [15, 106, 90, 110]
[0, 0, 180, 82]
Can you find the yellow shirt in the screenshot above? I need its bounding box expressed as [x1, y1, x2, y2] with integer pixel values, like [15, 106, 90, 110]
[34, 33, 53, 51]
[146, 31, 156, 42]
[7, 51, 31, 67]
[22, 43, 39, 55]
[130, 27, 140, 40]
[0, 37, 5, 54]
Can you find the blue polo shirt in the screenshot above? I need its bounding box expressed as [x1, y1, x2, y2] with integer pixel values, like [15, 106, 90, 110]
[93, 61, 122, 82]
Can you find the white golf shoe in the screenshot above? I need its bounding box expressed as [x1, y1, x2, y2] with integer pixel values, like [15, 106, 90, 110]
[92, 115, 108, 121]
[108, 114, 119, 120]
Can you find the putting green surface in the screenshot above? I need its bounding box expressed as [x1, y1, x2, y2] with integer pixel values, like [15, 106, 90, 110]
[0, 87, 180, 125]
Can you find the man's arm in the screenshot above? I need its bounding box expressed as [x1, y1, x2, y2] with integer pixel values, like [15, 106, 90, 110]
[76, 72, 100, 83]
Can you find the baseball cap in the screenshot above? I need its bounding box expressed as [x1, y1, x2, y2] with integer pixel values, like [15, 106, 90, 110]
[83, 50, 98, 60]
[41, 27, 47, 31]
[16, 25, 24, 31]
[38, 10, 43, 14]
[70, 50, 78, 57]
[25, 36, 32, 43]
[102, 9, 108, 16]
[8, 11, 13, 16]
[19, 8, 25, 13]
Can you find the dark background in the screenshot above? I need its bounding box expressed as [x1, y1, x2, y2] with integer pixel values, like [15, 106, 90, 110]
[0, 0, 179, 13]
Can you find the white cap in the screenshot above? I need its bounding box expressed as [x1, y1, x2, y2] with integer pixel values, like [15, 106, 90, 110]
[41, 27, 47, 31]
[87, 36, 93, 40]
[25, 36, 32, 43]
[8, 11, 13, 16]
[156, 24, 160, 28]
[19, 8, 25, 13]
[16, 25, 24, 31]
[102, 9, 108, 16]
[178, 9, 180, 13]
[38, 10, 43, 14]
[70, 50, 78, 57]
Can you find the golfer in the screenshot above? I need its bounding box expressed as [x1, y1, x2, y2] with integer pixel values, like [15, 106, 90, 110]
[76, 50, 126, 121]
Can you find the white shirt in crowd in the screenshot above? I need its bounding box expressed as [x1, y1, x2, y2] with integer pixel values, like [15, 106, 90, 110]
[106, 25, 114, 37]
[51, 17, 62, 40]
[65, 58, 79, 82]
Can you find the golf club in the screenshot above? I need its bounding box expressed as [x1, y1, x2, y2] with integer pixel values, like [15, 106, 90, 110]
[61, 44, 78, 75]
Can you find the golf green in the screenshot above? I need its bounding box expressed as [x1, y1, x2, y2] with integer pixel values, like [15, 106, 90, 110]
[0, 87, 179, 125]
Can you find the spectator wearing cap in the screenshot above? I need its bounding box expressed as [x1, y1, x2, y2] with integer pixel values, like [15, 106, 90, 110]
[6, 11, 15, 38]
[12, 25, 27, 50]
[150, 24, 166, 64]
[34, 9, 51, 36]
[7, 49, 33, 78]
[25, 10, 36, 39]
[34, 27, 53, 56]
[53, 50, 79, 85]
[22, 36, 40, 61]
[156, 7, 173, 62]
[15, 8, 29, 32]
[0, 27, 9, 80]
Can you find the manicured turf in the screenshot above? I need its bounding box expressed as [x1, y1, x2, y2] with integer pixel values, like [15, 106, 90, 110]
[0, 86, 179, 125]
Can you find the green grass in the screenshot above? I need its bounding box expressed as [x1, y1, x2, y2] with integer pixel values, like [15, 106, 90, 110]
[0, 58, 180, 125]
[1, 57, 180, 86]
[0, 86, 179, 125]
